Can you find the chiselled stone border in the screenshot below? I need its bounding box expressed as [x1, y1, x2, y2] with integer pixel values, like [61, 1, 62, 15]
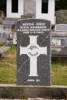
[0, 84, 67, 99]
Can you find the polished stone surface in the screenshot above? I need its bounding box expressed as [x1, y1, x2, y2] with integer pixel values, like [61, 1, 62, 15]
[16, 19, 51, 86]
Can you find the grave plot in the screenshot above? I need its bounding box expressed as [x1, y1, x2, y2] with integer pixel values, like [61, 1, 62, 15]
[0, 19, 67, 99]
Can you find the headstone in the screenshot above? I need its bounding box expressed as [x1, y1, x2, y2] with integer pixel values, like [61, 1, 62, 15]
[0, 33, 7, 43]
[13, 33, 17, 45]
[16, 19, 51, 86]
[24, 0, 36, 17]
[55, 24, 67, 31]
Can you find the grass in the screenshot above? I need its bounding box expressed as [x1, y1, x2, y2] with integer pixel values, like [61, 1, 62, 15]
[0, 43, 5, 47]
[0, 46, 16, 84]
[0, 46, 67, 85]
[52, 61, 67, 86]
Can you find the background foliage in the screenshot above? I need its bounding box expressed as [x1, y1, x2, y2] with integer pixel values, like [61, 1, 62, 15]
[56, 0, 67, 11]
[0, 0, 6, 14]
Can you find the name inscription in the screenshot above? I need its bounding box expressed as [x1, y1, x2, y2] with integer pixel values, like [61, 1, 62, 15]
[17, 22, 50, 34]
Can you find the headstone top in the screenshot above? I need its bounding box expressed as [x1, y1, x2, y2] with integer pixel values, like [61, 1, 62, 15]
[16, 19, 51, 34]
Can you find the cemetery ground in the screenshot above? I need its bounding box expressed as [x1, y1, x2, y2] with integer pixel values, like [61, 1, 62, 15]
[0, 46, 67, 85]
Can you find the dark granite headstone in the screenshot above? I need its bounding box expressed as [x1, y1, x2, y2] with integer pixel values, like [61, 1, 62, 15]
[16, 19, 51, 86]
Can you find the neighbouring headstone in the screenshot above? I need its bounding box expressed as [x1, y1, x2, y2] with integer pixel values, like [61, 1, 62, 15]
[0, 33, 7, 43]
[16, 19, 51, 86]
[13, 33, 17, 45]
[24, 0, 36, 16]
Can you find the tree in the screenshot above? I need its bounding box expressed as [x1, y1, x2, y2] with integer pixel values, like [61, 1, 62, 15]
[56, 0, 67, 10]
[0, 0, 6, 15]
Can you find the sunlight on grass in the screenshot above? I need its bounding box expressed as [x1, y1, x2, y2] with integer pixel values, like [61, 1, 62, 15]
[52, 61, 67, 85]
[0, 46, 16, 84]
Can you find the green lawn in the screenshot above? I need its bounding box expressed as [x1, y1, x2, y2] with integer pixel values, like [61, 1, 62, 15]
[52, 61, 67, 85]
[0, 46, 16, 84]
[0, 46, 67, 85]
